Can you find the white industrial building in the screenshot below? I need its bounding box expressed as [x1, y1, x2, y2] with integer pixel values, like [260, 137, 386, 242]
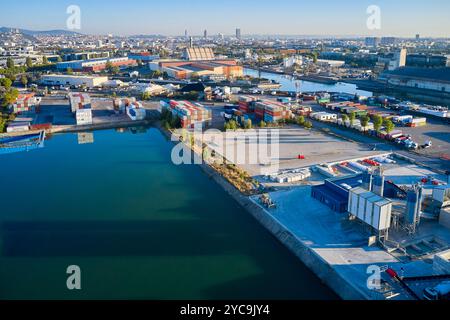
[41, 75, 109, 88]
[132, 83, 166, 95]
[284, 56, 303, 68]
[316, 59, 346, 68]
[380, 67, 450, 94]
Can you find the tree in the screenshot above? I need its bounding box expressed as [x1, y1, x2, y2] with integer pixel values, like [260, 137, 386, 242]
[180, 129, 188, 142]
[0, 78, 12, 89]
[42, 56, 49, 65]
[26, 57, 33, 68]
[349, 112, 356, 126]
[244, 119, 252, 129]
[311, 51, 318, 64]
[259, 120, 267, 128]
[372, 115, 383, 132]
[341, 114, 349, 125]
[152, 70, 163, 78]
[163, 120, 171, 130]
[383, 118, 395, 134]
[6, 57, 14, 69]
[169, 114, 181, 128]
[225, 120, 238, 131]
[304, 121, 313, 129]
[2, 88, 19, 108]
[67, 67, 73, 75]
[360, 115, 370, 133]
[105, 61, 113, 73]
[296, 115, 305, 126]
[57, 56, 63, 63]
[20, 75, 28, 88]
[142, 91, 151, 100]
[190, 72, 200, 81]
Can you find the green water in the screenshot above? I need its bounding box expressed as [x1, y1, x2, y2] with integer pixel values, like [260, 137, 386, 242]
[0, 127, 338, 300]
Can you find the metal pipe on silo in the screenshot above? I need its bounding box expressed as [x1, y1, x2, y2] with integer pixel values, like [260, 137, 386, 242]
[362, 172, 373, 191]
[373, 175, 385, 197]
[405, 185, 422, 233]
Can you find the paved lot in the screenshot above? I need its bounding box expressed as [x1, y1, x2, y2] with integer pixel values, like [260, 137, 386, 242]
[250, 186, 401, 299]
[36, 98, 75, 125]
[203, 126, 385, 177]
[382, 160, 448, 186]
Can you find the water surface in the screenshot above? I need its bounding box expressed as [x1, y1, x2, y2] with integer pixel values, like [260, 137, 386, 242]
[0, 128, 338, 300]
[244, 68, 373, 96]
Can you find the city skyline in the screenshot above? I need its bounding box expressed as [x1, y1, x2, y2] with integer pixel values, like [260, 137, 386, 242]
[0, 0, 449, 37]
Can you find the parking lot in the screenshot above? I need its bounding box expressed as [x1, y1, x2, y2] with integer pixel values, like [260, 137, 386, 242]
[400, 118, 450, 159]
[306, 101, 450, 159]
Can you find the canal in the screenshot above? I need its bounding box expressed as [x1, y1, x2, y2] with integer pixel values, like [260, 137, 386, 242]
[0, 127, 338, 300]
[244, 68, 374, 96]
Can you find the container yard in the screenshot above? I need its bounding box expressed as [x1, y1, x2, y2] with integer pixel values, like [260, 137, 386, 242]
[160, 100, 212, 129]
[2, 95, 157, 135]
[113, 98, 147, 121]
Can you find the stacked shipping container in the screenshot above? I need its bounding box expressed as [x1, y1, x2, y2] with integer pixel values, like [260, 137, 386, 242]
[161, 100, 212, 129]
[11, 93, 41, 114]
[237, 96, 293, 123]
[255, 100, 292, 123]
[238, 95, 257, 113]
[68, 93, 91, 113]
[68, 93, 93, 125]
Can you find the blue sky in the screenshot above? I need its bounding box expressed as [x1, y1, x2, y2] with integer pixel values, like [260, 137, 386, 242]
[1, 0, 449, 37]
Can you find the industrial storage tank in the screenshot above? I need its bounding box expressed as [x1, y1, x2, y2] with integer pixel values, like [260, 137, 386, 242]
[362, 172, 373, 191]
[348, 187, 393, 231]
[373, 175, 385, 197]
[406, 187, 422, 226]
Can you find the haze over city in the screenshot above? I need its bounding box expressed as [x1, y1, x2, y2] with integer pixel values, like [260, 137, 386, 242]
[1, 0, 450, 37]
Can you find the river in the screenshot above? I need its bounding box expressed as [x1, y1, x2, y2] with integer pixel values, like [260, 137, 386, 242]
[0, 127, 338, 300]
[244, 68, 374, 97]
